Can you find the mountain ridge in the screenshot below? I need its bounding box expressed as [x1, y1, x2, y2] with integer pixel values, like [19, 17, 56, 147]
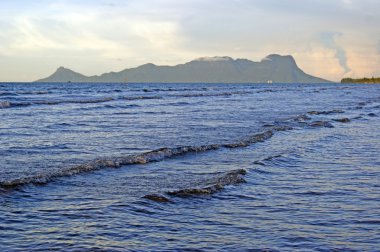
[35, 54, 331, 83]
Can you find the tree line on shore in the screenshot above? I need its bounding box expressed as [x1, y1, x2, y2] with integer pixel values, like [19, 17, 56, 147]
[341, 77, 380, 83]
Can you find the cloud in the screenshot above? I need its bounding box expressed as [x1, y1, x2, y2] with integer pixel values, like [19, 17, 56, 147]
[0, 0, 380, 81]
[0, 1, 190, 77]
[341, 0, 353, 8]
[320, 32, 351, 73]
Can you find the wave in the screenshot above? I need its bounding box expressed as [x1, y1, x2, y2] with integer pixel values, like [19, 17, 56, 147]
[223, 130, 274, 148]
[0, 98, 372, 191]
[0, 129, 280, 188]
[123, 95, 162, 101]
[0, 107, 363, 190]
[309, 121, 334, 128]
[143, 169, 247, 202]
[307, 109, 344, 115]
[170, 91, 252, 98]
[332, 118, 351, 123]
[257, 89, 276, 93]
[0, 145, 221, 188]
[293, 114, 312, 122]
[132, 87, 218, 93]
[0, 92, 17, 96]
[253, 154, 283, 166]
[0, 91, 49, 96]
[0, 91, 248, 109]
[294, 191, 333, 196]
[18, 91, 50, 95]
[156, 87, 209, 92]
[0, 97, 114, 109]
[167, 169, 247, 196]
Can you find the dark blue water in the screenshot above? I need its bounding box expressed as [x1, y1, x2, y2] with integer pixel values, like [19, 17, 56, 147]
[0, 83, 379, 251]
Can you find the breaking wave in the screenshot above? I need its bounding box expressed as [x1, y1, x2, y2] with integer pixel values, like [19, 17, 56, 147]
[142, 169, 247, 202]
[167, 169, 247, 197]
[0, 110, 349, 189]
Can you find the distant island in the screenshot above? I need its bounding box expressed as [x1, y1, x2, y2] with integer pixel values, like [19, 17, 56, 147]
[341, 77, 380, 84]
[36, 54, 331, 84]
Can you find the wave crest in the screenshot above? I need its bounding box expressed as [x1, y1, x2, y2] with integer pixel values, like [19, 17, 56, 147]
[0, 109, 359, 190]
[143, 169, 247, 202]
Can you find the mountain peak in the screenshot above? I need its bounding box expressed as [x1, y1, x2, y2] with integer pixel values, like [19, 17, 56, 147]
[35, 66, 88, 82]
[57, 66, 67, 71]
[262, 54, 295, 62]
[138, 63, 157, 68]
[35, 55, 331, 83]
[55, 66, 76, 73]
[193, 56, 234, 62]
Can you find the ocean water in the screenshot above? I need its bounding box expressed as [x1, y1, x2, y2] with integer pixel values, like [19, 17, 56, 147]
[0, 83, 379, 251]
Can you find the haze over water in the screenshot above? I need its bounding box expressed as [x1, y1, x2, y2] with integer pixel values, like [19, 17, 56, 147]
[1, 83, 379, 251]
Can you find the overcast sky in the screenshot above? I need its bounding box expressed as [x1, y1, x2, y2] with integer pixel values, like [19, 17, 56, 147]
[0, 0, 379, 82]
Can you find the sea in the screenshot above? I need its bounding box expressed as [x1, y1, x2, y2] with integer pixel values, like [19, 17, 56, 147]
[0, 82, 379, 251]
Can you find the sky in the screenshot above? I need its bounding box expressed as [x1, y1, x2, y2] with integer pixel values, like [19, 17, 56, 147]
[0, 0, 379, 82]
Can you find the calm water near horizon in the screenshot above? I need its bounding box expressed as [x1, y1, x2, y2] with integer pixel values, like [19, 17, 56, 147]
[0, 82, 379, 251]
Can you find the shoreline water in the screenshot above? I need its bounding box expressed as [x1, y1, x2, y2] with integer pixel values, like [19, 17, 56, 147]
[1, 83, 379, 251]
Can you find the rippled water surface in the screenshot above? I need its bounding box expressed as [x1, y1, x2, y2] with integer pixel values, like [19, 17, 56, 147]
[0, 83, 379, 251]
